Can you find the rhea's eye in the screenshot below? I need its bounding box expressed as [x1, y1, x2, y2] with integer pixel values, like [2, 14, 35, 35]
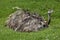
[43, 25, 46, 27]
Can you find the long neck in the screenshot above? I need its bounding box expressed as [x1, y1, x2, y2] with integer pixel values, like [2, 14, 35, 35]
[48, 13, 51, 25]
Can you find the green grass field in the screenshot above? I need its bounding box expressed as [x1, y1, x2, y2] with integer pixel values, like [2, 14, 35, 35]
[0, 0, 60, 40]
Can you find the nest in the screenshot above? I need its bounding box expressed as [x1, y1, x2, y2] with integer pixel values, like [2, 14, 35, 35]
[5, 9, 48, 32]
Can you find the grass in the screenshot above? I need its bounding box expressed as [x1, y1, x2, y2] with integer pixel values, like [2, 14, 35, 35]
[0, 0, 60, 40]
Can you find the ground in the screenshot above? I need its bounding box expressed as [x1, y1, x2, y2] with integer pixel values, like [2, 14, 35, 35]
[0, 0, 60, 40]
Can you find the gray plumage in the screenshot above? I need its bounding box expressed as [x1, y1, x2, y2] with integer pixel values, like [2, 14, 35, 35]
[5, 8, 53, 32]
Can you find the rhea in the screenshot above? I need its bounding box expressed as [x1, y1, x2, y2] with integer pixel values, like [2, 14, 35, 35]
[5, 7, 53, 32]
